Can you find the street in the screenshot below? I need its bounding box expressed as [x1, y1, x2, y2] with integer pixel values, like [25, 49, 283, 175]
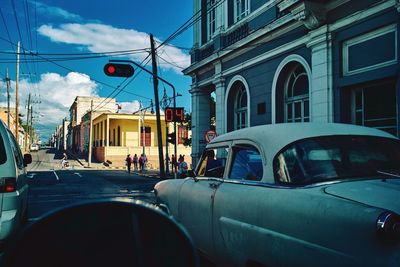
[26, 148, 159, 220]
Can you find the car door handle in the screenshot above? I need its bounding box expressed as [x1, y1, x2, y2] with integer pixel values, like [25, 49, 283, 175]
[209, 182, 219, 189]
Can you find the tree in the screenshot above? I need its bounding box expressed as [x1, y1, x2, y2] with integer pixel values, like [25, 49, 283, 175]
[180, 113, 192, 147]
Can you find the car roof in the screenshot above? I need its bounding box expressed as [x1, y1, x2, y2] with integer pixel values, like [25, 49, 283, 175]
[209, 123, 397, 160]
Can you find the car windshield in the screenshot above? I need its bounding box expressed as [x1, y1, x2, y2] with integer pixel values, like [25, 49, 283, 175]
[274, 135, 400, 185]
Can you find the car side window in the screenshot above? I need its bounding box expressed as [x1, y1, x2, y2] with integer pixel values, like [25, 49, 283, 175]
[197, 147, 228, 178]
[7, 130, 24, 169]
[229, 145, 263, 181]
[0, 132, 7, 165]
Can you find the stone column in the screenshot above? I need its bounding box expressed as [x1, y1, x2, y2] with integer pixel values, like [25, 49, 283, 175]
[190, 85, 211, 167]
[214, 74, 225, 136]
[106, 117, 110, 147]
[307, 25, 333, 122]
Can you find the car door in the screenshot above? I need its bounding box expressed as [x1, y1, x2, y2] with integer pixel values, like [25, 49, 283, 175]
[7, 130, 28, 213]
[212, 142, 266, 266]
[178, 144, 230, 258]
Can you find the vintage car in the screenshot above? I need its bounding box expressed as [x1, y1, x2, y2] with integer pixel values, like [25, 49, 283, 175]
[155, 123, 400, 267]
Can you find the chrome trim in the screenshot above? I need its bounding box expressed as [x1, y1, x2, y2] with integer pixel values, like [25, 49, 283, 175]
[221, 178, 343, 189]
[377, 212, 392, 230]
[157, 203, 171, 215]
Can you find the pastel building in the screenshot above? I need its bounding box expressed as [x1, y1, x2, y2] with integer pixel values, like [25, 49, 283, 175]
[184, 0, 400, 165]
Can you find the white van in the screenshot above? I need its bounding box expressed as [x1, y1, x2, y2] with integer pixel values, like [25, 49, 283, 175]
[0, 120, 31, 249]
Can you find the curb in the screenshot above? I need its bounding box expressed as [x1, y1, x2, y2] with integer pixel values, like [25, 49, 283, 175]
[66, 151, 85, 167]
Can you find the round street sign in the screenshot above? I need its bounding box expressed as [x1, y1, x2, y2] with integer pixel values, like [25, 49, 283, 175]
[204, 130, 217, 143]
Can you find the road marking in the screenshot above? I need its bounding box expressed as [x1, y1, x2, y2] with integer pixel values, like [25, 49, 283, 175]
[53, 171, 60, 181]
[74, 173, 82, 178]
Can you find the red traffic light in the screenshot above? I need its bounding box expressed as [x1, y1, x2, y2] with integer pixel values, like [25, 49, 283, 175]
[104, 63, 135, 77]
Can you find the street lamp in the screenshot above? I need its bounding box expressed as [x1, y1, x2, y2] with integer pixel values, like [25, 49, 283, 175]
[137, 101, 154, 161]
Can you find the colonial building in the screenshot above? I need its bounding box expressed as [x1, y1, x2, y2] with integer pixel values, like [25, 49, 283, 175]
[91, 112, 192, 169]
[0, 107, 27, 149]
[184, 0, 400, 165]
[68, 96, 117, 151]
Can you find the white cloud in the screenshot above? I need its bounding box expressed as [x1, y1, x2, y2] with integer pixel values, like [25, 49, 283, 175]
[38, 23, 190, 73]
[117, 100, 141, 114]
[0, 72, 98, 139]
[33, 1, 83, 21]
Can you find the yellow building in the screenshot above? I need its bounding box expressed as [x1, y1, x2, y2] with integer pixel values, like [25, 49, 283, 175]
[92, 112, 192, 169]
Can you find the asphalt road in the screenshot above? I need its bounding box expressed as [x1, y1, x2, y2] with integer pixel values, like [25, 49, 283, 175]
[26, 148, 160, 220]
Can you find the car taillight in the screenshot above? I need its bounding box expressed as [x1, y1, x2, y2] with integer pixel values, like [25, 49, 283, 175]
[376, 211, 400, 244]
[3, 177, 16, 193]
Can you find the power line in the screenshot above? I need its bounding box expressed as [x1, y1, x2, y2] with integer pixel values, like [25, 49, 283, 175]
[0, 7, 15, 52]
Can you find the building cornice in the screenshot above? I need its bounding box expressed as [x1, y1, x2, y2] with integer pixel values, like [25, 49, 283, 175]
[184, 0, 397, 77]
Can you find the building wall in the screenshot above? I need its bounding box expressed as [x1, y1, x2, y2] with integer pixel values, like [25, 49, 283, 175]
[187, 0, 400, 165]
[92, 113, 192, 168]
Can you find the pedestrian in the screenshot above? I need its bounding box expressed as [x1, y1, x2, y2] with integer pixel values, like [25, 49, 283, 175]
[165, 154, 170, 173]
[171, 154, 177, 173]
[139, 154, 144, 173]
[142, 154, 148, 171]
[125, 154, 132, 174]
[177, 155, 188, 178]
[61, 152, 68, 169]
[133, 154, 138, 171]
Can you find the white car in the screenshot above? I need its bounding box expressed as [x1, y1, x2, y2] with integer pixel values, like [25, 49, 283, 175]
[0, 120, 31, 248]
[155, 123, 400, 267]
[30, 143, 39, 152]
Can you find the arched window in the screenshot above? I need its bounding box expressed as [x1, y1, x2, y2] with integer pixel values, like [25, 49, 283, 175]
[235, 85, 248, 129]
[285, 65, 309, 122]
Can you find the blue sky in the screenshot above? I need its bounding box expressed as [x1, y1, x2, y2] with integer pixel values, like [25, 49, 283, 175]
[0, 0, 193, 141]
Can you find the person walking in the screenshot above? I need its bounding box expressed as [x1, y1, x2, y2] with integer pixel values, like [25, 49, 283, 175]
[177, 155, 188, 178]
[125, 154, 132, 174]
[61, 152, 68, 169]
[139, 154, 144, 174]
[133, 154, 138, 171]
[171, 154, 177, 173]
[142, 154, 148, 171]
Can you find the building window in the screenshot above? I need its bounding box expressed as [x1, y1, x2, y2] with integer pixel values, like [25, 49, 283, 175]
[351, 81, 397, 136]
[343, 24, 397, 76]
[178, 126, 188, 145]
[234, 0, 250, 23]
[284, 64, 309, 122]
[140, 127, 151, 147]
[235, 84, 248, 130]
[207, 0, 217, 40]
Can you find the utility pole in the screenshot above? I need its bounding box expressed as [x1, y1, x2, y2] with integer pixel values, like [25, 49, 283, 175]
[160, 89, 171, 176]
[30, 105, 33, 145]
[150, 34, 165, 179]
[88, 100, 93, 167]
[6, 68, 11, 129]
[25, 93, 31, 151]
[15, 41, 20, 142]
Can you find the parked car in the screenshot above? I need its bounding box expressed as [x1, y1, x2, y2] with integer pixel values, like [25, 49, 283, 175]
[30, 143, 39, 152]
[155, 123, 400, 267]
[0, 120, 31, 249]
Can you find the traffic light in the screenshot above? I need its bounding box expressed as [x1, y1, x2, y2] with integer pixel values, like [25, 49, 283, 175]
[167, 132, 176, 144]
[104, 63, 135, 77]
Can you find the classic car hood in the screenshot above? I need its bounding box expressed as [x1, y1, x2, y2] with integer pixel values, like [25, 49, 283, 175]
[324, 178, 400, 214]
